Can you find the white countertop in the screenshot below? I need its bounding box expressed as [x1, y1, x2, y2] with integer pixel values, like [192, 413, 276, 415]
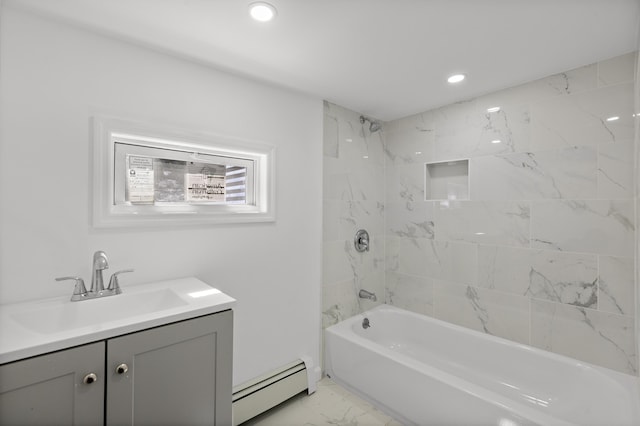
[0, 277, 236, 364]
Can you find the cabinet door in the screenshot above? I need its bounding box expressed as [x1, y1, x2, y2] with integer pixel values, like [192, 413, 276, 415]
[106, 310, 233, 426]
[0, 342, 105, 426]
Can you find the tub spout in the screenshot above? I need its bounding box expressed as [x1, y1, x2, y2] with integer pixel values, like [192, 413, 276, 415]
[359, 289, 377, 302]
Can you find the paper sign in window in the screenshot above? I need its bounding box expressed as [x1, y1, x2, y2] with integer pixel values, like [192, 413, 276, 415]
[186, 173, 225, 202]
[127, 156, 154, 203]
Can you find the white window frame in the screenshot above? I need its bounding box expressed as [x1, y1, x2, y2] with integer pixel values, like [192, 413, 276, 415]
[92, 116, 275, 227]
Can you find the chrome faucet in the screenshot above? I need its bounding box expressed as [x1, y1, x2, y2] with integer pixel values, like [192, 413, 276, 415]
[359, 289, 377, 302]
[91, 250, 109, 293]
[55, 251, 134, 301]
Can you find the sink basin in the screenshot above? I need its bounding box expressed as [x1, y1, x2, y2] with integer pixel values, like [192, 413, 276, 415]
[11, 288, 188, 334]
[0, 277, 236, 364]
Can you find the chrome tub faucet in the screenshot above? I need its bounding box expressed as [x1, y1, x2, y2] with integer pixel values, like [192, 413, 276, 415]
[359, 289, 377, 302]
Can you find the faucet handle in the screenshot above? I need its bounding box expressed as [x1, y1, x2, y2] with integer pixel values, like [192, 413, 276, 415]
[107, 269, 134, 294]
[55, 276, 88, 301]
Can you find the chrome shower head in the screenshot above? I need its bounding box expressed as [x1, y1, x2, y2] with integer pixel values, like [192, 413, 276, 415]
[359, 115, 381, 133]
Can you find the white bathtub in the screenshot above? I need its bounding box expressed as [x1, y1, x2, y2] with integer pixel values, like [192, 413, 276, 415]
[324, 304, 640, 426]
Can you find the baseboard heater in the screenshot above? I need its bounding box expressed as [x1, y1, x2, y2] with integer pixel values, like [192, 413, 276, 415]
[232, 360, 308, 425]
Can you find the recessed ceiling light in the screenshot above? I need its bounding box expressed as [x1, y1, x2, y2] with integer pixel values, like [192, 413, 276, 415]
[487, 106, 501, 113]
[447, 74, 465, 84]
[249, 2, 277, 22]
[606, 116, 620, 122]
[491, 140, 501, 144]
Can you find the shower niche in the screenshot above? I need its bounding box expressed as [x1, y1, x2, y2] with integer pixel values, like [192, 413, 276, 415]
[425, 159, 469, 201]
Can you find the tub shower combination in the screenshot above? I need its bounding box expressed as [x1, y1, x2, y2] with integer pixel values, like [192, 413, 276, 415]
[325, 304, 640, 426]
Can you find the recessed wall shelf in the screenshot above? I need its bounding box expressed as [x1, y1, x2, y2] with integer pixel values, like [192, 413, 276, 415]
[425, 159, 469, 201]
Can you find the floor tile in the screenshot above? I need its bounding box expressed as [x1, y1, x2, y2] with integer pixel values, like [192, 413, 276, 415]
[241, 377, 403, 426]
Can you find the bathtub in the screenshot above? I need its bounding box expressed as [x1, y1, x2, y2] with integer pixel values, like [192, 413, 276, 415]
[324, 304, 640, 426]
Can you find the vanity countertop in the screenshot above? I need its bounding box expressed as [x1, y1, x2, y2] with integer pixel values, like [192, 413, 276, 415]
[0, 277, 236, 364]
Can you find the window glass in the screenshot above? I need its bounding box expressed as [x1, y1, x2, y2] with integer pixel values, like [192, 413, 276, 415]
[92, 116, 274, 227]
[114, 141, 255, 208]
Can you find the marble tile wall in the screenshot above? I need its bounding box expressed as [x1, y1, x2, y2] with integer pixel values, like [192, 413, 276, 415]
[384, 51, 638, 375]
[322, 102, 386, 328]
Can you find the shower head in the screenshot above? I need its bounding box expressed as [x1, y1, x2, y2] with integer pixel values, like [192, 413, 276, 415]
[360, 115, 381, 133]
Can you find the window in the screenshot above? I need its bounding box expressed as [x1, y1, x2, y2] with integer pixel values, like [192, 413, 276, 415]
[113, 142, 255, 206]
[93, 116, 275, 227]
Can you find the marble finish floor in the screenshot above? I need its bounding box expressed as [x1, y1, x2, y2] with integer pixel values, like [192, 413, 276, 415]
[242, 377, 403, 426]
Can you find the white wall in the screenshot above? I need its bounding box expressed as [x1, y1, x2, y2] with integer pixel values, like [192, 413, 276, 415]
[0, 6, 323, 386]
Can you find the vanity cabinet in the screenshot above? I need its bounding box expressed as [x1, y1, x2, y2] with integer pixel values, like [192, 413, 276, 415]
[0, 310, 233, 426]
[0, 342, 105, 425]
[106, 310, 232, 425]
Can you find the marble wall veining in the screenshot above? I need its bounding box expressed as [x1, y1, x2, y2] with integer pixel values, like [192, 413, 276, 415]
[323, 51, 639, 376]
[322, 102, 386, 328]
[384, 51, 638, 375]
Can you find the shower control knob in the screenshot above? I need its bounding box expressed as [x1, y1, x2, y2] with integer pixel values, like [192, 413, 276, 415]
[83, 373, 98, 385]
[116, 363, 129, 375]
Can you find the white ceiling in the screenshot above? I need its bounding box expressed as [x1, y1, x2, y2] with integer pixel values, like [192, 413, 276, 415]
[7, 0, 640, 121]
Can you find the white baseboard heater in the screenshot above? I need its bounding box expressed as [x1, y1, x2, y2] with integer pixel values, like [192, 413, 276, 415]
[232, 360, 308, 425]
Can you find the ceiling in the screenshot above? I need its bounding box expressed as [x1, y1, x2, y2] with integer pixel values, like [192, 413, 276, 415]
[7, 0, 640, 121]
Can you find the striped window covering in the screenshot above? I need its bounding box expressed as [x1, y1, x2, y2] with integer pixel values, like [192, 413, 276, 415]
[225, 166, 247, 204]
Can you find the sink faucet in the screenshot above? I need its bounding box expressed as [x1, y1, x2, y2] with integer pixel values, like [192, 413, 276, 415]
[55, 251, 134, 301]
[91, 250, 109, 293]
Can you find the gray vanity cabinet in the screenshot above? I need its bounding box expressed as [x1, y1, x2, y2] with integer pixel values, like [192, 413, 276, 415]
[0, 310, 233, 426]
[106, 310, 233, 426]
[0, 342, 105, 425]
